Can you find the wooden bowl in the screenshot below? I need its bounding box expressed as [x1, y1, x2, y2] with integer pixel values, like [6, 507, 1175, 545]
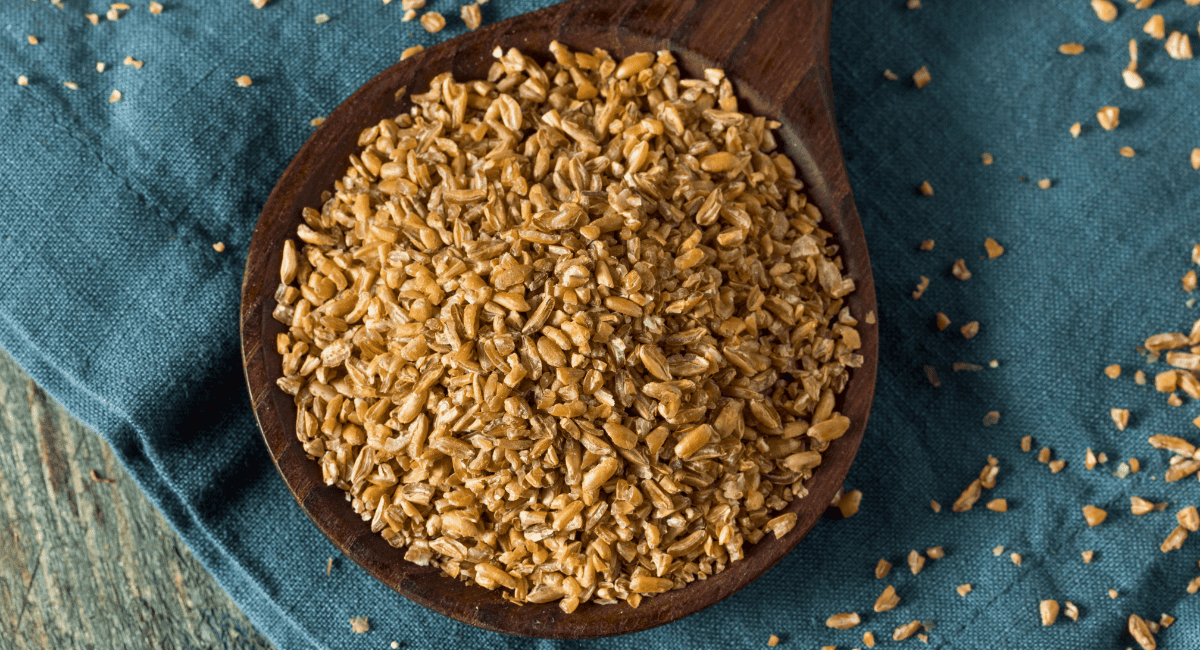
[240, 0, 877, 638]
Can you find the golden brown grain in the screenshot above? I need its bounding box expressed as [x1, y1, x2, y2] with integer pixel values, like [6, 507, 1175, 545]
[1037, 178, 1052, 189]
[982, 152, 994, 165]
[1064, 602, 1079, 621]
[1091, 0, 1117, 22]
[1109, 589, 1119, 599]
[838, 490, 863, 518]
[1040, 599, 1060, 626]
[16, 75, 28, 86]
[982, 411, 1000, 426]
[908, 549, 925, 575]
[936, 313, 951, 331]
[235, 75, 252, 87]
[893, 621, 921, 641]
[961, 322, 980, 339]
[1132, 497, 1155, 515]
[1021, 436, 1033, 452]
[921, 239, 935, 250]
[1178, 505, 1199, 531]
[884, 69, 899, 80]
[1135, 370, 1147, 385]
[913, 276, 930, 299]
[1105, 364, 1121, 378]
[1123, 70, 1145, 90]
[420, 11, 447, 32]
[925, 365, 941, 387]
[350, 617, 369, 633]
[1082, 550, 1094, 563]
[987, 498, 1008, 512]
[873, 585, 900, 613]
[401, 45, 425, 61]
[1111, 408, 1130, 430]
[1129, 614, 1156, 650]
[62, 81, 78, 90]
[1144, 14, 1165, 39]
[926, 546, 945, 559]
[1070, 122, 1082, 138]
[108, 89, 122, 103]
[863, 631, 876, 648]
[1192, 148, 1200, 170]
[876, 558, 892, 579]
[957, 584, 971, 596]
[994, 545, 1005, 556]
[1038, 447, 1052, 463]
[1097, 106, 1120, 131]
[1011, 552, 1023, 565]
[149, 1, 163, 14]
[766, 635, 779, 647]
[913, 66, 931, 89]
[1059, 43, 1085, 55]
[1083, 505, 1107, 527]
[953, 479, 983, 512]
[826, 613, 862, 629]
[984, 238, 1004, 258]
[1161, 526, 1188, 552]
[952, 259, 972, 280]
[1166, 31, 1194, 60]
[1121, 146, 1137, 157]
[919, 180, 934, 196]
[462, 3, 482, 30]
[931, 499, 942, 513]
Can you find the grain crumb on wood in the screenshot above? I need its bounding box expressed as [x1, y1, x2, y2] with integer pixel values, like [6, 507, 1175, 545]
[1039, 599, 1060, 626]
[1166, 31, 1193, 60]
[401, 45, 425, 60]
[838, 489, 863, 517]
[912, 276, 930, 299]
[924, 365, 940, 387]
[89, 469, 116, 483]
[930, 499, 942, 513]
[1082, 550, 1094, 563]
[1105, 364, 1121, 378]
[982, 411, 1000, 427]
[875, 558, 892, 579]
[984, 238, 1004, 258]
[920, 239, 935, 250]
[1129, 614, 1156, 650]
[1097, 106, 1120, 131]
[919, 180, 934, 196]
[957, 584, 972, 596]
[1091, 0, 1117, 22]
[908, 549, 925, 575]
[350, 616, 369, 633]
[826, 612, 861, 629]
[893, 621, 921, 641]
[1049, 460, 1066, 473]
[912, 66, 931, 89]
[766, 634, 780, 647]
[1021, 436, 1033, 452]
[874, 585, 900, 612]
[884, 69, 899, 80]
[462, 3, 483, 30]
[981, 152, 994, 165]
[1120, 146, 1137, 157]
[1082, 505, 1108, 527]
[1059, 43, 1085, 55]
[936, 313, 951, 331]
[987, 498, 1008, 512]
[1111, 408, 1130, 430]
[960, 321, 979, 339]
[235, 75, 252, 87]
[952, 259, 972, 280]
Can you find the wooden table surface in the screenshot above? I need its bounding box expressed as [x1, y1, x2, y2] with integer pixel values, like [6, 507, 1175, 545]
[0, 348, 275, 650]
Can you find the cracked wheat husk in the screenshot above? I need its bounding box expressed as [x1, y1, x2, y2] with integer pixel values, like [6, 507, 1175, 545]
[271, 44, 862, 611]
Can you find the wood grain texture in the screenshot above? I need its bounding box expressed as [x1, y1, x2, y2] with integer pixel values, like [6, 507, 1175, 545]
[0, 349, 274, 650]
[242, 0, 877, 639]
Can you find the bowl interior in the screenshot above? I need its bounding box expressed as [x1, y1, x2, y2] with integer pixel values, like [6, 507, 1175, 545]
[240, 2, 877, 639]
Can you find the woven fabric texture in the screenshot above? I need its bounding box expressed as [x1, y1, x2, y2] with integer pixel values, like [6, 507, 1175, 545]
[1, 1, 1198, 648]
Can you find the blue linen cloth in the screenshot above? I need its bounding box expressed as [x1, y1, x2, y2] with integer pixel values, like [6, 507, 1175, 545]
[2, 0, 1198, 648]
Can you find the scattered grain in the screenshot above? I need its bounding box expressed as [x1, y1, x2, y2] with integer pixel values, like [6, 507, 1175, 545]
[1132, 497, 1156, 515]
[1105, 364, 1121, 379]
[1050, 459, 1066, 473]
[1039, 600, 1060, 626]
[839, 490, 863, 518]
[1021, 436, 1033, 452]
[1184, 270, 1198, 292]
[924, 365, 940, 387]
[1091, 0, 1117, 22]
[27, 35, 38, 45]
[123, 56, 144, 69]
[350, 617, 369, 633]
[767, 634, 780, 647]
[309, 116, 325, 127]
[1082, 550, 1094, 563]
[960, 321, 980, 340]
[957, 584, 972, 597]
[401, 45, 425, 61]
[1097, 106, 1120, 131]
[420, 11, 446, 33]
[893, 621, 921, 641]
[874, 585, 900, 613]
[936, 313, 951, 331]
[63, 81, 78, 90]
[1192, 149, 1200, 171]
[1130, 458, 1141, 473]
[1083, 505, 1107, 527]
[908, 549, 925, 575]
[920, 239, 935, 251]
[251, 0, 269, 7]
[1162, 526, 1188, 552]
[927, 546, 945, 559]
[1166, 31, 1193, 60]
[953, 479, 983, 512]
[1064, 601, 1080, 621]
[994, 545, 1005, 556]
[235, 75, 252, 87]
[86, 13, 100, 25]
[827, 613, 862, 629]
[1070, 122, 1082, 138]
[1086, 448, 1098, 470]
[1038, 178, 1052, 189]
[1144, 14, 1166, 39]
[97, 62, 106, 73]
[952, 259, 972, 280]
[876, 558, 893, 579]
[913, 276, 930, 299]
[1109, 589, 1119, 599]
[1120, 146, 1137, 157]
[1161, 613, 1175, 628]
[982, 411, 1000, 427]
[863, 631, 876, 648]
[987, 498, 1008, 512]
[884, 69, 899, 80]
[1135, 370, 1147, 385]
[315, 13, 330, 23]
[984, 238, 1004, 258]
[931, 499, 942, 513]
[912, 66, 931, 89]
[17, 75, 28, 86]
[919, 180, 934, 196]
[149, 1, 163, 14]
[1111, 408, 1130, 430]
[907, 0, 921, 7]
[1059, 43, 1085, 55]
[1038, 447, 1052, 464]
[1011, 552, 1023, 566]
[1129, 614, 1156, 650]
[982, 152, 994, 165]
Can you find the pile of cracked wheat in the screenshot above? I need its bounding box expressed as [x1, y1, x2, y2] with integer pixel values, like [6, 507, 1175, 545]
[272, 42, 863, 611]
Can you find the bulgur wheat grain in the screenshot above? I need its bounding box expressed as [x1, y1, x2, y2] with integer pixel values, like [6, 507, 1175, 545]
[1039, 599, 1059, 626]
[1083, 505, 1107, 527]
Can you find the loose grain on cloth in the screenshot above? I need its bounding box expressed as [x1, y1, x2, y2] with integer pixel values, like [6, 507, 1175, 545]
[0, 1, 1197, 649]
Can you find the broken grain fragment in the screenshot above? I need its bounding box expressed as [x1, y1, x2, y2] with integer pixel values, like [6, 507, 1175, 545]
[983, 237, 1004, 258]
[1120, 146, 1137, 157]
[874, 585, 900, 612]
[1189, 576, 1200, 594]
[1123, 70, 1145, 90]
[893, 621, 921, 641]
[16, 75, 28, 86]
[1091, 0, 1117, 22]
[1128, 614, 1156, 650]
[251, 0, 269, 7]
[1021, 436, 1033, 452]
[1082, 550, 1094, 563]
[212, 242, 226, 253]
[310, 116, 325, 127]
[86, 13, 100, 25]
[108, 89, 122, 103]
[924, 365, 940, 387]
[884, 69, 899, 80]
[863, 631, 876, 648]
[123, 56, 144, 69]
[149, 1, 163, 14]
[420, 11, 447, 33]
[1038, 447, 1052, 463]
[1040, 600, 1060, 626]
[993, 545, 1005, 556]
[1183, 270, 1198, 292]
[981, 152, 993, 165]
[1038, 178, 1052, 189]
[953, 479, 983, 512]
[1050, 459, 1066, 473]
[1082, 505, 1107, 527]
[961, 321, 979, 339]
[766, 635, 780, 647]
[1105, 364, 1121, 378]
[1064, 602, 1079, 621]
[838, 490, 863, 518]
[1059, 43, 1085, 55]
[1144, 14, 1165, 39]
[920, 239, 935, 250]
[1111, 408, 1130, 430]
[952, 259, 972, 280]
[875, 558, 893, 579]
[930, 499, 942, 513]
[1155, 371, 1178, 392]
[1162, 526, 1188, 552]
[1010, 552, 1023, 566]
[1192, 148, 1200, 170]
[63, 81, 79, 90]
[236, 75, 253, 87]
[927, 546, 945, 559]
[1135, 370, 1147, 385]
[957, 584, 972, 597]
[1070, 122, 1082, 138]
[1165, 460, 1200, 482]
[912, 66, 931, 89]
[1166, 31, 1193, 60]
[1097, 106, 1120, 131]
[912, 276, 930, 299]
[919, 180, 934, 196]
[1086, 448, 1097, 469]
[987, 498, 1008, 512]
[27, 35, 38, 45]
[1130, 458, 1141, 473]
[314, 13, 330, 23]
[936, 313, 951, 331]
[350, 617, 369, 633]
[982, 411, 1000, 427]
[1161, 613, 1174, 628]
[1109, 589, 1119, 599]
[908, 549, 925, 575]
[1132, 497, 1155, 515]
[1177, 505, 1199, 531]
[826, 612, 861, 629]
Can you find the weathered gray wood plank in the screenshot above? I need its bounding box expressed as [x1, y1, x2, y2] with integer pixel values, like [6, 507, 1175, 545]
[0, 348, 274, 650]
